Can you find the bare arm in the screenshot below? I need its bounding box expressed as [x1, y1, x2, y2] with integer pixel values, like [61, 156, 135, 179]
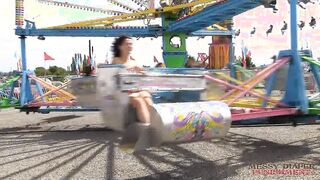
[112, 58, 144, 73]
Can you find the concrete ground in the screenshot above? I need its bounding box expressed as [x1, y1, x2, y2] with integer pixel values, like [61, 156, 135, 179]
[0, 108, 319, 180]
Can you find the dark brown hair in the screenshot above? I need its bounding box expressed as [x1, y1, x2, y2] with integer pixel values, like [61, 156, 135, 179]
[112, 35, 131, 58]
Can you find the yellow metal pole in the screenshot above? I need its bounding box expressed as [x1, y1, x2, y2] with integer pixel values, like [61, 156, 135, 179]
[48, 0, 221, 29]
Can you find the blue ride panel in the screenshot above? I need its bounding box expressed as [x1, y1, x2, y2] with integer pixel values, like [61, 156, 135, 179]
[152, 91, 202, 104]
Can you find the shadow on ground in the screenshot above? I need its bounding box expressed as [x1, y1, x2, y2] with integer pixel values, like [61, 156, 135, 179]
[0, 115, 85, 133]
[132, 132, 319, 179]
[42, 115, 83, 123]
[0, 128, 318, 179]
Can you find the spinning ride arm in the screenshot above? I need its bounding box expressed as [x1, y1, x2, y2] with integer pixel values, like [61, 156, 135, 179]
[48, 0, 222, 29]
[38, 0, 125, 15]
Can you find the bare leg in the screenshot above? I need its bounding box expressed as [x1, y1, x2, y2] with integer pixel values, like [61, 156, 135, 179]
[139, 91, 153, 106]
[130, 97, 151, 124]
[143, 97, 153, 107]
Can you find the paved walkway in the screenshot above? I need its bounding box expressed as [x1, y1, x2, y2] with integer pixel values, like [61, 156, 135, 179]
[0, 109, 319, 179]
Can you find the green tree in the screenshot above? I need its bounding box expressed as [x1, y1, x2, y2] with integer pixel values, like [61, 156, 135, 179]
[48, 66, 58, 75]
[34, 67, 46, 76]
[56, 67, 67, 76]
[35, 66, 68, 81]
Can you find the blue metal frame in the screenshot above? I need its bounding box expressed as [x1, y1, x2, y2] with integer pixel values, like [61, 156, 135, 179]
[263, 0, 308, 112]
[15, 22, 233, 38]
[191, 30, 234, 36]
[18, 107, 101, 113]
[16, 26, 161, 38]
[167, 0, 264, 32]
[35, 80, 45, 102]
[281, 0, 308, 112]
[19, 37, 34, 106]
[263, 0, 309, 113]
[20, 36, 27, 106]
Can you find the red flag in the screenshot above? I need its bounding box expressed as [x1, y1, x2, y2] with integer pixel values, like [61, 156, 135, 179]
[153, 56, 158, 63]
[44, 52, 54, 61]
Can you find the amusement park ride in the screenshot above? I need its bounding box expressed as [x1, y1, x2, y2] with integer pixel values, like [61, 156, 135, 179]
[1, 0, 319, 151]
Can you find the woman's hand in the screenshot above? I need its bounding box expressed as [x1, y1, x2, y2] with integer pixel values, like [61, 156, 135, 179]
[127, 66, 144, 73]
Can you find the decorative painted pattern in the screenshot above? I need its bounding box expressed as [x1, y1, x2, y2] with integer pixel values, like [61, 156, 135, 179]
[160, 101, 230, 141]
[16, 0, 24, 27]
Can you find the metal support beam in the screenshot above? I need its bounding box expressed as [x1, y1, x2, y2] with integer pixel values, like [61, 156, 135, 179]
[231, 108, 298, 121]
[15, 27, 161, 37]
[19, 37, 33, 106]
[20, 36, 27, 106]
[35, 81, 45, 102]
[281, 0, 308, 113]
[168, 0, 263, 32]
[191, 29, 233, 36]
